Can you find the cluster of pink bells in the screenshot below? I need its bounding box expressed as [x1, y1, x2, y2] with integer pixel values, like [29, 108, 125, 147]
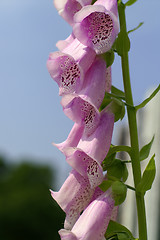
[47, 0, 120, 239]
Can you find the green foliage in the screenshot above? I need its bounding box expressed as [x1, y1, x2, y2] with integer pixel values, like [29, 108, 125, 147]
[128, 22, 144, 34]
[115, 29, 130, 56]
[106, 159, 128, 182]
[105, 220, 135, 239]
[139, 136, 154, 161]
[111, 181, 127, 205]
[125, 0, 137, 7]
[111, 86, 125, 100]
[135, 84, 160, 110]
[0, 156, 65, 240]
[100, 93, 125, 122]
[103, 50, 115, 67]
[137, 154, 156, 194]
[105, 145, 131, 159]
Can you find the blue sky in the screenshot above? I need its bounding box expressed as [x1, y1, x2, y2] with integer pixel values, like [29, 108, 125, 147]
[0, 0, 160, 187]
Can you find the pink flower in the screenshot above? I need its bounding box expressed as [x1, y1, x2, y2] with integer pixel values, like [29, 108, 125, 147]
[47, 38, 96, 95]
[61, 56, 107, 136]
[59, 189, 115, 240]
[62, 108, 114, 188]
[54, 0, 92, 25]
[73, 0, 119, 54]
[50, 169, 95, 230]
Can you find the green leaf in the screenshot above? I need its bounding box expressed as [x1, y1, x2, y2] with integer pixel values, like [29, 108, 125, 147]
[139, 136, 154, 161]
[99, 94, 125, 122]
[111, 86, 125, 100]
[103, 51, 115, 67]
[106, 145, 131, 158]
[108, 98, 126, 122]
[105, 221, 134, 239]
[99, 179, 113, 192]
[102, 152, 116, 171]
[111, 181, 127, 205]
[125, 0, 137, 6]
[128, 22, 144, 34]
[106, 159, 128, 182]
[135, 84, 160, 110]
[137, 154, 156, 194]
[115, 29, 130, 56]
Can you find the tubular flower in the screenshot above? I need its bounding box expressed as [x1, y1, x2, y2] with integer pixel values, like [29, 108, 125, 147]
[73, 0, 119, 54]
[47, 38, 96, 95]
[77, 107, 114, 163]
[54, 0, 92, 26]
[61, 56, 107, 136]
[50, 169, 95, 230]
[64, 148, 104, 188]
[61, 108, 114, 187]
[59, 189, 115, 240]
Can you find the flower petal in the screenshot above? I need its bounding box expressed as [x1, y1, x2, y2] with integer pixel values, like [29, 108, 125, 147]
[77, 107, 114, 163]
[56, 33, 75, 51]
[65, 148, 104, 188]
[78, 56, 106, 108]
[50, 169, 95, 230]
[71, 189, 115, 240]
[47, 39, 96, 95]
[53, 123, 84, 152]
[62, 95, 101, 137]
[59, 229, 77, 240]
[106, 66, 112, 92]
[73, 4, 119, 54]
[94, 0, 118, 17]
[54, 0, 82, 25]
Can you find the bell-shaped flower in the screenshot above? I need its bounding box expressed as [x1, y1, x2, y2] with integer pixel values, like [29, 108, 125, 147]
[64, 148, 104, 188]
[47, 38, 96, 95]
[77, 107, 114, 163]
[50, 169, 95, 230]
[73, 0, 119, 54]
[61, 56, 107, 136]
[59, 189, 115, 240]
[54, 0, 92, 26]
[62, 108, 114, 188]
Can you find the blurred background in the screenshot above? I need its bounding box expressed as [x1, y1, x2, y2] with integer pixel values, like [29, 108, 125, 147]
[0, 0, 160, 239]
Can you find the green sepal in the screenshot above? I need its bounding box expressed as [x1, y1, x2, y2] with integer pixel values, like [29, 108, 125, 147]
[125, 0, 137, 7]
[111, 86, 125, 100]
[135, 84, 160, 110]
[111, 181, 127, 205]
[100, 94, 125, 122]
[114, 27, 130, 56]
[102, 152, 116, 171]
[108, 98, 125, 122]
[106, 159, 128, 182]
[99, 179, 113, 192]
[102, 50, 115, 67]
[128, 22, 144, 34]
[105, 145, 131, 159]
[137, 154, 156, 194]
[139, 136, 154, 161]
[105, 220, 135, 240]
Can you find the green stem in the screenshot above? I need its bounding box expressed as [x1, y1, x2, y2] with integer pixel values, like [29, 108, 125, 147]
[118, 3, 147, 240]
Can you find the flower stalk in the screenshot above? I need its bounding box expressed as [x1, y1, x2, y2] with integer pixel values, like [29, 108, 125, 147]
[118, 2, 147, 240]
